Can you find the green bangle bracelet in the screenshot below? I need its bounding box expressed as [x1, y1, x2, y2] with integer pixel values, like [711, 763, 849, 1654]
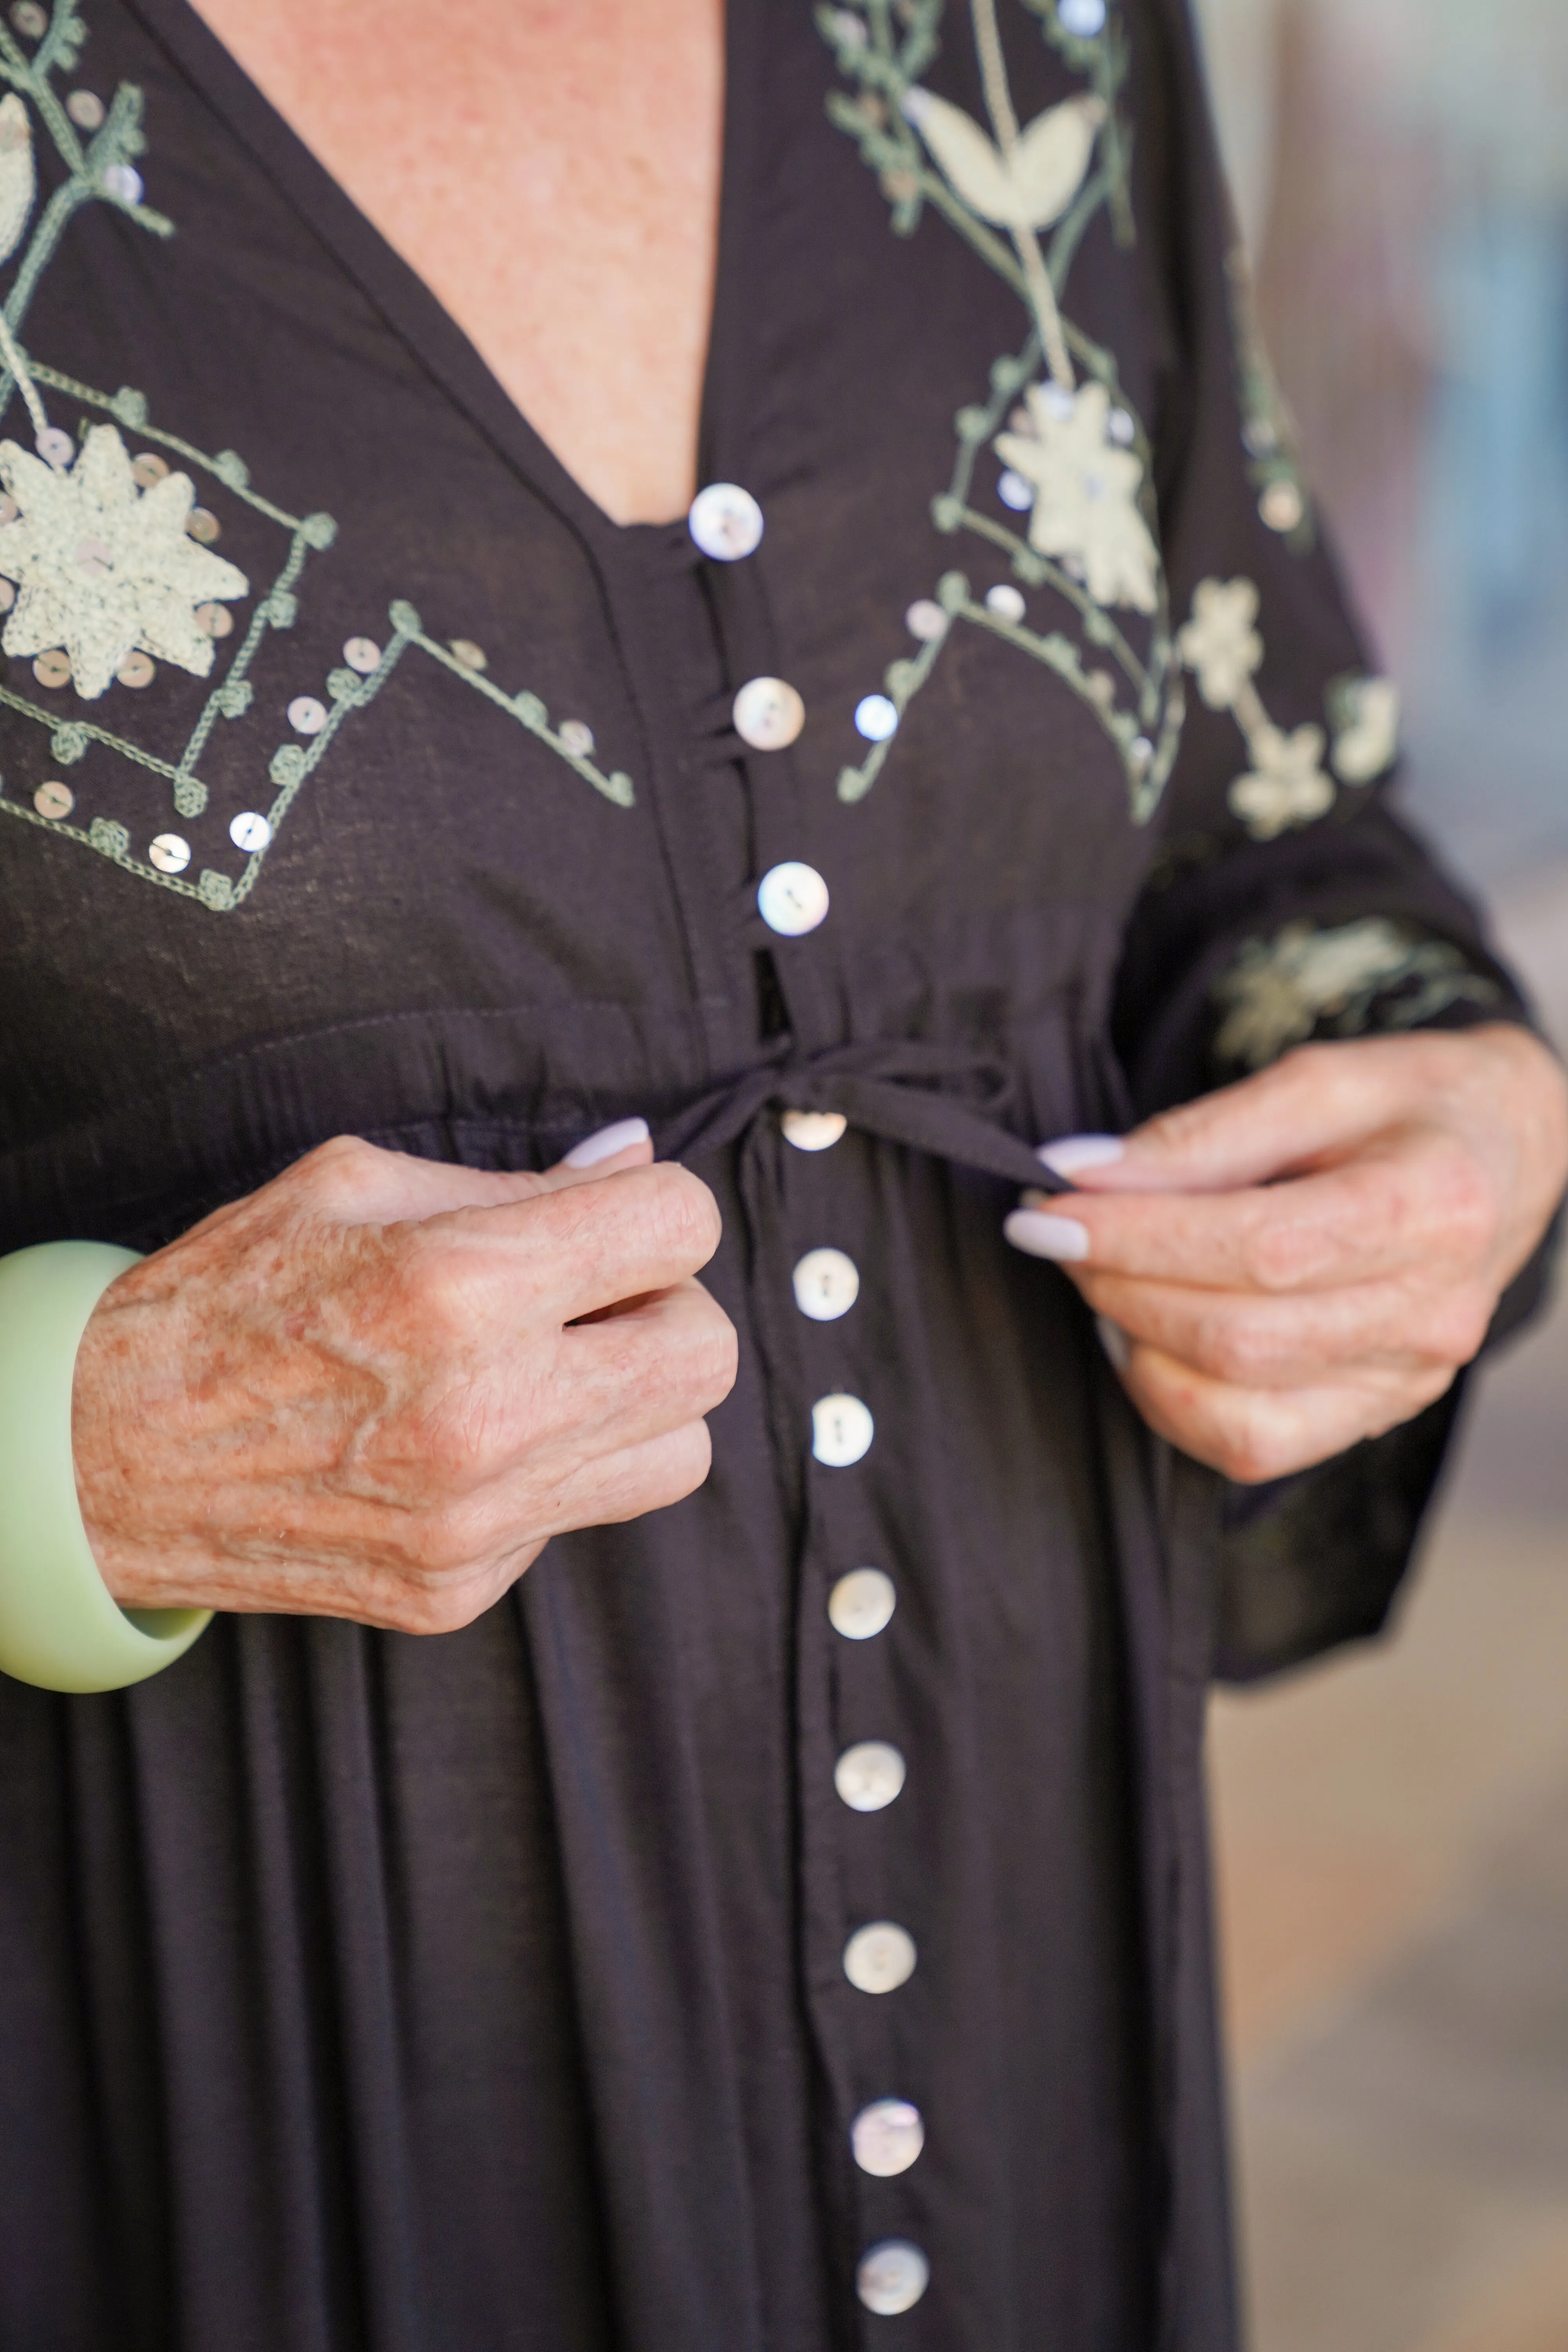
[0, 1241, 212, 1693]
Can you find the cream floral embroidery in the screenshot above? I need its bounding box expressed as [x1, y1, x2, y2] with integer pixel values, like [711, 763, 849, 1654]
[1177, 572, 1398, 840]
[0, 0, 634, 910]
[992, 378, 1158, 611]
[1178, 575, 1261, 708]
[0, 423, 248, 697]
[1227, 724, 1333, 841]
[1328, 673, 1400, 784]
[1212, 918, 1499, 1071]
[822, 0, 1185, 817]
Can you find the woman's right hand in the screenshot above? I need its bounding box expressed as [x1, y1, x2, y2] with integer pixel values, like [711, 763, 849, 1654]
[70, 1128, 738, 1633]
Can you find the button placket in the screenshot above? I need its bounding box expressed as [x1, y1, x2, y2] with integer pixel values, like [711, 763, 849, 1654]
[791, 1183, 929, 2318]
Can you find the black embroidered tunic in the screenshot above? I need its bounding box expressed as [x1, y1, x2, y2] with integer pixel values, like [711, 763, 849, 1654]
[0, 2, 1534, 2346]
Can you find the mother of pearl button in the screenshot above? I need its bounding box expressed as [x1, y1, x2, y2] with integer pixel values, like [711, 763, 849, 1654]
[843, 1922, 917, 1995]
[792, 1247, 859, 1321]
[811, 1393, 873, 1466]
[828, 1567, 896, 1640]
[857, 2241, 930, 2317]
[733, 675, 804, 751]
[757, 861, 829, 937]
[782, 1109, 848, 1152]
[834, 1739, 906, 1812]
[688, 480, 764, 561]
[851, 2098, 925, 2178]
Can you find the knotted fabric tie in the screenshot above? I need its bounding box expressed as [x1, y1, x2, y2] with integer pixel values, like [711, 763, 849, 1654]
[656, 1039, 1069, 1194]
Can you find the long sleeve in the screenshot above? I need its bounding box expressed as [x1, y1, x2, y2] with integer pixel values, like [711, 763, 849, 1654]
[1110, 0, 1557, 1679]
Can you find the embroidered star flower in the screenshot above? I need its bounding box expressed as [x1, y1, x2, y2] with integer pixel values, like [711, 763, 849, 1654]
[1227, 722, 1334, 840]
[0, 423, 248, 699]
[993, 380, 1159, 613]
[1177, 575, 1262, 709]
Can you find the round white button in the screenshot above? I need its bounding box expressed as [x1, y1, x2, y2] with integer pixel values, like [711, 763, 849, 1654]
[844, 1922, 917, 1995]
[857, 2240, 930, 2317]
[688, 481, 764, 562]
[1058, 0, 1107, 31]
[288, 695, 327, 735]
[148, 832, 190, 874]
[854, 692, 898, 742]
[229, 810, 271, 851]
[33, 780, 73, 820]
[828, 1567, 896, 1641]
[812, 1394, 873, 1468]
[852, 2098, 924, 2178]
[757, 861, 829, 937]
[905, 599, 947, 642]
[733, 675, 804, 751]
[985, 582, 1026, 623]
[101, 162, 143, 205]
[835, 1740, 906, 1813]
[782, 1109, 847, 1152]
[998, 467, 1034, 511]
[792, 1247, 859, 1322]
[343, 635, 381, 673]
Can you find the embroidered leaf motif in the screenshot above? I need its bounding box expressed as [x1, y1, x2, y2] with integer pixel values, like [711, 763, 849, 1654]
[0, 95, 35, 267]
[993, 379, 1158, 611]
[1213, 919, 1498, 1072]
[901, 87, 1103, 230]
[0, 423, 249, 698]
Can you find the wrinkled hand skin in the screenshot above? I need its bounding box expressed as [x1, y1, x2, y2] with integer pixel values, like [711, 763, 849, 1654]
[1056, 1027, 1568, 1484]
[72, 1133, 738, 1633]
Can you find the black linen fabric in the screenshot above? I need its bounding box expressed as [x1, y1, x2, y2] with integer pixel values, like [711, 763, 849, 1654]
[0, 1, 1540, 2346]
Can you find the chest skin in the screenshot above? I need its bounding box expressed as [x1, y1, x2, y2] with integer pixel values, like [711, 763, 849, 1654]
[188, 0, 724, 525]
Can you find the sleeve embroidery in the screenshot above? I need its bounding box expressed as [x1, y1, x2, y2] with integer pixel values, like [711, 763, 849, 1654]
[1177, 574, 1399, 838]
[1210, 916, 1501, 1072]
[0, 2, 632, 917]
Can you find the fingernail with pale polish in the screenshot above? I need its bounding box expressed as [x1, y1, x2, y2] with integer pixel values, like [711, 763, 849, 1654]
[564, 1116, 652, 1169]
[1036, 1133, 1125, 1178]
[1004, 1207, 1091, 1262]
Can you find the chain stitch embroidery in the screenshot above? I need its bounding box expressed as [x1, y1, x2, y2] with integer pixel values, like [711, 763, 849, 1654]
[822, 0, 1187, 819]
[1211, 917, 1499, 1072]
[1177, 573, 1399, 840]
[0, 2, 633, 913]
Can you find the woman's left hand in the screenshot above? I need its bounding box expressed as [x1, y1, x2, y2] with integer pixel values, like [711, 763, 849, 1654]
[1005, 1025, 1568, 1483]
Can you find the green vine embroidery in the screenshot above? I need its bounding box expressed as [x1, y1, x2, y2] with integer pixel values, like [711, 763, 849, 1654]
[0, 3, 632, 913]
[1212, 917, 1500, 1073]
[1178, 575, 1399, 840]
[1223, 241, 1312, 550]
[820, 0, 1185, 820]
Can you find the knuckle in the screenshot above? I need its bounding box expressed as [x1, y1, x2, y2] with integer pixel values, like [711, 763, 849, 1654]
[642, 1162, 723, 1267]
[401, 1497, 486, 1580]
[1202, 1314, 1274, 1385]
[295, 1133, 388, 1211]
[1429, 1149, 1497, 1263]
[1238, 1216, 1312, 1293]
[1425, 1289, 1493, 1367]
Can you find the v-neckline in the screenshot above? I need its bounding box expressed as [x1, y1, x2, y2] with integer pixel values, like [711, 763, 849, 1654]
[125, 0, 760, 558]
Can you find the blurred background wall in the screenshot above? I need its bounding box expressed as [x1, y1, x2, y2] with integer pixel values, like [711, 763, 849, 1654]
[1190, 2, 1568, 2345]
